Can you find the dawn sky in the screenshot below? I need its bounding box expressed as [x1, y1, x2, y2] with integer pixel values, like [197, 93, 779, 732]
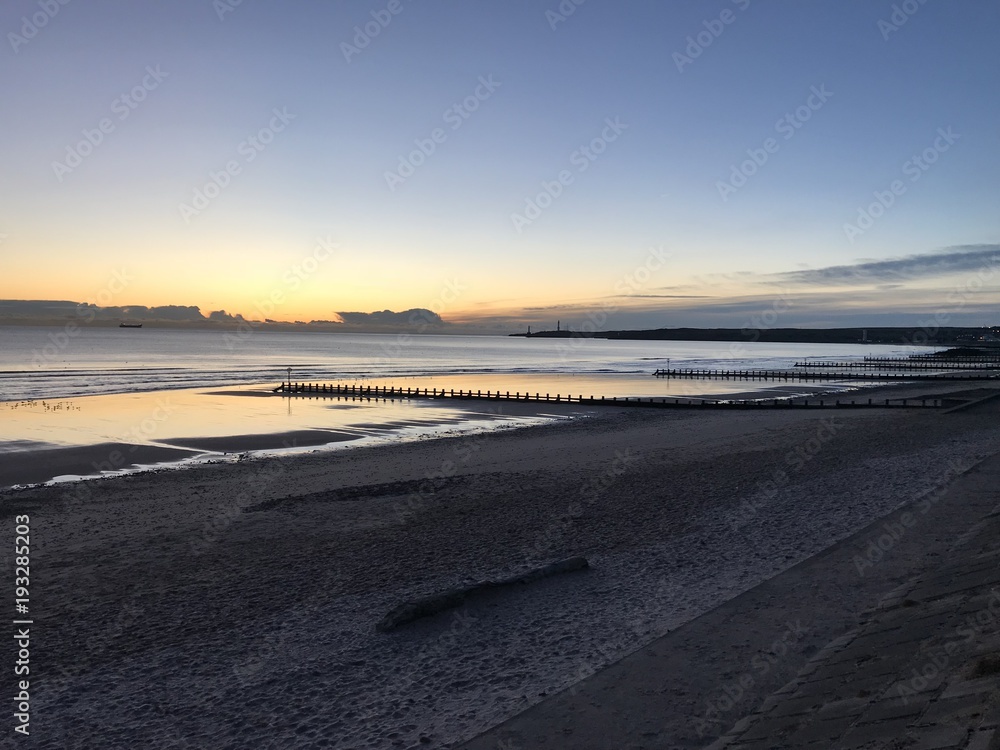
[2, 0, 998, 331]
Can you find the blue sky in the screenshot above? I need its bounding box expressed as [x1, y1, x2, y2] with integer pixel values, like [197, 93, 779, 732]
[1, 0, 998, 331]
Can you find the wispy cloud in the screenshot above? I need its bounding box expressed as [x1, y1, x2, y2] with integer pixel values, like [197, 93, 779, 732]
[616, 294, 711, 299]
[776, 244, 1000, 285]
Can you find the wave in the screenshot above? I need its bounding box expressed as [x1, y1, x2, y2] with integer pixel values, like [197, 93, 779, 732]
[0, 328, 923, 402]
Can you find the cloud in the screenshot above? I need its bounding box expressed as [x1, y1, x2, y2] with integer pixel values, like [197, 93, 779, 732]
[333, 308, 445, 329]
[113, 305, 206, 321]
[0, 300, 212, 322]
[618, 294, 711, 299]
[207, 310, 244, 322]
[0, 300, 451, 332]
[777, 244, 1000, 285]
[0, 300, 79, 318]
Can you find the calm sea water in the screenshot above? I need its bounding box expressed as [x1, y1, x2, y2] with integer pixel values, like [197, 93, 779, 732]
[0, 326, 940, 485]
[0, 325, 931, 402]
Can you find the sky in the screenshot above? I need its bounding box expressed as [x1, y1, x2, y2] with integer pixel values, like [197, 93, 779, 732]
[1, 0, 998, 332]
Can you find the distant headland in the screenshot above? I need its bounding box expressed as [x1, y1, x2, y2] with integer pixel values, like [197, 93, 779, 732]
[511, 326, 1000, 347]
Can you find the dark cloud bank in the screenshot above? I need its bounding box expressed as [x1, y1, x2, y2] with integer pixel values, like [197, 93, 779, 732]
[0, 301, 446, 331]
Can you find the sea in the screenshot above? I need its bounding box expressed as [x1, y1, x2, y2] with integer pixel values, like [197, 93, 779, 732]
[0, 325, 935, 485]
[0, 325, 930, 402]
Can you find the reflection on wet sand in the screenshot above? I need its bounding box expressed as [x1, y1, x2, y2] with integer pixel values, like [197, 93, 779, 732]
[0, 386, 559, 487]
[0, 372, 859, 488]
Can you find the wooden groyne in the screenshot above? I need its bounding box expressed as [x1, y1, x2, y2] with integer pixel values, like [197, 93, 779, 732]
[652, 368, 997, 382]
[794, 361, 999, 371]
[273, 382, 944, 409]
[878, 355, 1000, 363]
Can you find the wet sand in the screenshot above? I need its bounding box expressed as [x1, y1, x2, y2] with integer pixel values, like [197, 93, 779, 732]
[4, 383, 1000, 748]
[0, 388, 563, 487]
[0, 442, 198, 488]
[160, 429, 363, 453]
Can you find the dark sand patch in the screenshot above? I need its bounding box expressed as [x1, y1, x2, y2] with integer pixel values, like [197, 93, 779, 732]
[0, 442, 198, 487]
[0, 439, 56, 452]
[160, 429, 361, 453]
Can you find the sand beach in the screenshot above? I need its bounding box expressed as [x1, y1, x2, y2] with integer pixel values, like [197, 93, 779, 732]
[4, 381, 1000, 748]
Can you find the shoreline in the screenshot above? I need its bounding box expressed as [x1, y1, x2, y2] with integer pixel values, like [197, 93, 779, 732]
[0, 379, 987, 489]
[0, 442, 201, 488]
[6, 382, 1000, 747]
[0, 385, 569, 489]
[0, 413, 569, 490]
[0, 372, 861, 405]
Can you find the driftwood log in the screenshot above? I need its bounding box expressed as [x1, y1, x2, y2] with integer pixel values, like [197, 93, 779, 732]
[376, 556, 589, 632]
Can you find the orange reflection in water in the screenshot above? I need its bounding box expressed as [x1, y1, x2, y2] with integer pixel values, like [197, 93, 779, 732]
[0, 385, 515, 452]
[352, 372, 841, 401]
[0, 373, 845, 455]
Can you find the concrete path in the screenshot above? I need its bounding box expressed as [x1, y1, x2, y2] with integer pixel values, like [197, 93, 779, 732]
[462, 406, 1000, 749]
[706, 503, 1000, 749]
